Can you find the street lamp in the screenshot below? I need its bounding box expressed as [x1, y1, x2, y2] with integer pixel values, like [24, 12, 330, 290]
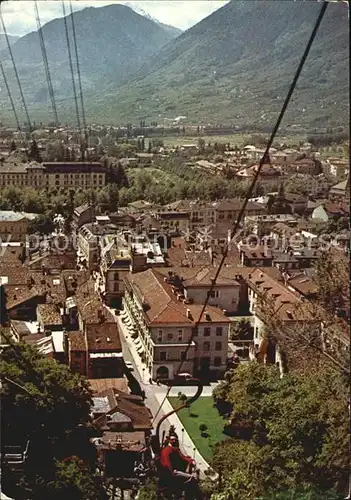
[193, 447, 196, 460]
[142, 367, 145, 382]
[181, 428, 184, 445]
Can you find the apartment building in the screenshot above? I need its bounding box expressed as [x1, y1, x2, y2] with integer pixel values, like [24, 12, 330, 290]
[165, 198, 265, 232]
[43, 162, 106, 189]
[213, 199, 265, 223]
[246, 268, 317, 361]
[155, 211, 190, 232]
[68, 323, 124, 378]
[0, 211, 38, 242]
[123, 269, 230, 380]
[180, 268, 241, 313]
[236, 163, 283, 187]
[245, 214, 298, 237]
[0, 160, 106, 189]
[0, 161, 45, 188]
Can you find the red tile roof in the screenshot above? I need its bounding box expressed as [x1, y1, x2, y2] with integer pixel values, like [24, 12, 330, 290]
[86, 322, 122, 351]
[125, 269, 229, 326]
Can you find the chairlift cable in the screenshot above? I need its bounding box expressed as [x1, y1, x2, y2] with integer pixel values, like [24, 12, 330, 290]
[0, 58, 21, 133]
[34, 0, 59, 127]
[152, 0, 329, 424]
[61, 0, 81, 143]
[69, 0, 89, 154]
[0, 3, 32, 132]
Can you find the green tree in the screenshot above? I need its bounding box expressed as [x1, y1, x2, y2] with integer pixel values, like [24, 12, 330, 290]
[212, 363, 349, 498]
[1, 341, 96, 499]
[178, 392, 187, 405]
[197, 137, 205, 153]
[28, 138, 41, 162]
[230, 319, 253, 341]
[107, 183, 119, 212]
[0, 185, 23, 211]
[137, 479, 158, 500]
[22, 188, 45, 213]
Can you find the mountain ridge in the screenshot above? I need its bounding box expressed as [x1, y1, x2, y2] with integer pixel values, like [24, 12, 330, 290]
[0, 1, 348, 129]
[0, 4, 179, 109]
[87, 0, 348, 128]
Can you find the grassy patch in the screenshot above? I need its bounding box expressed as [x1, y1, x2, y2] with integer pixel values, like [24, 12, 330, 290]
[168, 396, 229, 461]
[161, 134, 250, 147]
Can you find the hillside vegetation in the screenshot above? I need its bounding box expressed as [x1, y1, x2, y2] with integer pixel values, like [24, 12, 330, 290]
[0, 4, 179, 113]
[88, 0, 349, 129]
[0, 1, 348, 129]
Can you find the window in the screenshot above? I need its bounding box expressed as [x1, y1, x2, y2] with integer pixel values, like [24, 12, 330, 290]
[167, 332, 173, 340]
[180, 351, 187, 361]
[216, 327, 223, 336]
[160, 351, 167, 361]
[204, 327, 211, 337]
[113, 283, 119, 292]
[192, 327, 198, 337]
[203, 341, 210, 352]
[178, 329, 183, 341]
[218, 213, 224, 220]
[157, 330, 163, 341]
[114, 272, 119, 280]
[215, 341, 222, 351]
[214, 356, 221, 367]
[210, 290, 220, 298]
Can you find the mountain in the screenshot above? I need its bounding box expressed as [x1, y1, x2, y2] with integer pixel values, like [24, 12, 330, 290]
[0, 1, 348, 129]
[0, 33, 20, 52]
[129, 5, 182, 37]
[0, 4, 179, 116]
[86, 0, 349, 129]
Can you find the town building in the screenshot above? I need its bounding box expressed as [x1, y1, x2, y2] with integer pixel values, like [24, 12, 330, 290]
[236, 162, 282, 187]
[0, 211, 38, 242]
[328, 177, 349, 202]
[311, 202, 349, 223]
[91, 386, 152, 479]
[123, 269, 230, 381]
[0, 160, 106, 189]
[68, 322, 124, 378]
[246, 268, 317, 362]
[72, 204, 95, 230]
[245, 214, 298, 237]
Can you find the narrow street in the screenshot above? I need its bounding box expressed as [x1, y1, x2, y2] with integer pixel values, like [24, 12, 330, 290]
[113, 312, 217, 475]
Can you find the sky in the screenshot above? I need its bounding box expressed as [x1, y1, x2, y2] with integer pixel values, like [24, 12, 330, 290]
[0, 0, 229, 36]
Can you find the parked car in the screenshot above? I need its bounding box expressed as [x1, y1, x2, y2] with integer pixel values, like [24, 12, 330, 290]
[163, 373, 195, 386]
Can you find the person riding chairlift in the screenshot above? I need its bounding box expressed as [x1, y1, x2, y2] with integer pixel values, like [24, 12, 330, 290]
[160, 435, 203, 499]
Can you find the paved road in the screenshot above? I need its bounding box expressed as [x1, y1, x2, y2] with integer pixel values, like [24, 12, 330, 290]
[113, 312, 219, 475]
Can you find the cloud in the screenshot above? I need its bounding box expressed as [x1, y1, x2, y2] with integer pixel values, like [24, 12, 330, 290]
[0, 1, 229, 36]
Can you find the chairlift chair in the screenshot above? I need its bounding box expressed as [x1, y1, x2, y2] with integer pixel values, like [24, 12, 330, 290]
[150, 378, 205, 499]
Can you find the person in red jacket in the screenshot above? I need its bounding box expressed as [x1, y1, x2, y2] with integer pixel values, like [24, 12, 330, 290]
[160, 435, 203, 499]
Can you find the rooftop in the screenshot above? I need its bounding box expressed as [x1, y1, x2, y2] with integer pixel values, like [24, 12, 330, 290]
[126, 269, 230, 326]
[68, 330, 86, 351]
[37, 303, 62, 326]
[0, 211, 38, 222]
[247, 269, 313, 322]
[86, 322, 122, 352]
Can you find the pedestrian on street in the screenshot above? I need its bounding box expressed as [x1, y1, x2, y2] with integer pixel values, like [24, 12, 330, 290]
[149, 377, 153, 384]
